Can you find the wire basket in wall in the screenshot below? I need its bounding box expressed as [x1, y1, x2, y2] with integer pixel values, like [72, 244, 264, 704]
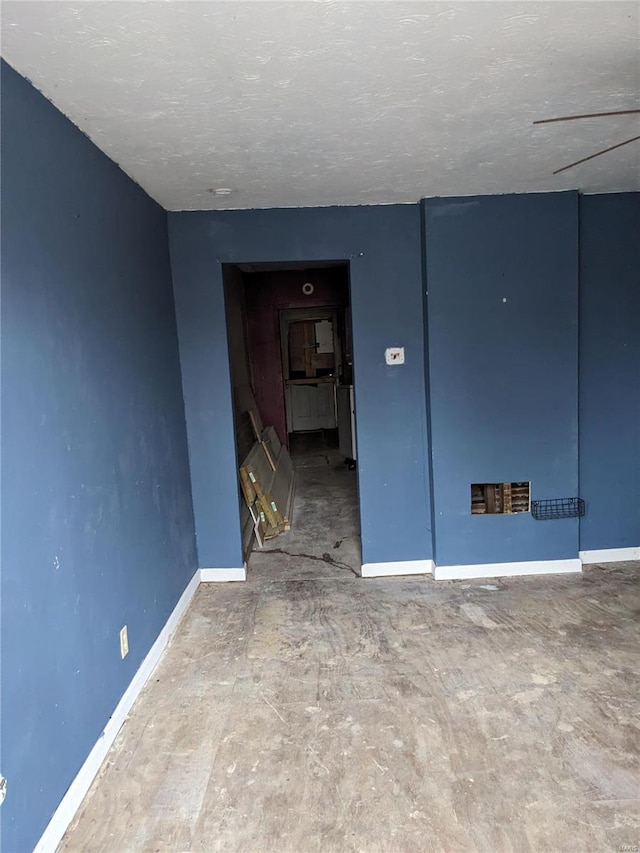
[531, 497, 585, 520]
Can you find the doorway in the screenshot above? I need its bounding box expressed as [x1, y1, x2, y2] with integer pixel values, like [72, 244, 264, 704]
[223, 261, 361, 578]
[281, 307, 340, 434]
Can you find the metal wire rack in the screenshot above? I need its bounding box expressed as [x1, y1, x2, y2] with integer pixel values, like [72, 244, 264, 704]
[531, 497, 585, 520]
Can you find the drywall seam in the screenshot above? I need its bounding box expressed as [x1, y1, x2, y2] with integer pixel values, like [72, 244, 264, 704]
[33, 569, 201, 853]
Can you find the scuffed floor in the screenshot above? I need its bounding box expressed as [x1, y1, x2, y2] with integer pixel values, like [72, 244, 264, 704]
[59, 455, 640, 851]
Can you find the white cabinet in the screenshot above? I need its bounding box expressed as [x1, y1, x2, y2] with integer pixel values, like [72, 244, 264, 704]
[287, 381, 337, 432]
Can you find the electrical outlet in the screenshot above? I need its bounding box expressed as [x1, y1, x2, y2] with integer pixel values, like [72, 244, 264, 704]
[120, 625, 129, 659]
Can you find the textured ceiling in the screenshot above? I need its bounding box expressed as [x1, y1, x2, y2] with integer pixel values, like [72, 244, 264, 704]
[2, 1, 639, 210]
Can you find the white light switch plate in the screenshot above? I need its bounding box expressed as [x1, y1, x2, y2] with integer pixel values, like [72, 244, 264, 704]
[385, 347, 405, 365]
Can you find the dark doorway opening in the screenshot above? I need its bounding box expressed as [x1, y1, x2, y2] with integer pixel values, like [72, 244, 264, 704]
[222, 261, 360, 576]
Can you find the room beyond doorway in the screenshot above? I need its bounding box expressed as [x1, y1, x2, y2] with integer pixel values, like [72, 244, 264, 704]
[222, 261, 361, 573]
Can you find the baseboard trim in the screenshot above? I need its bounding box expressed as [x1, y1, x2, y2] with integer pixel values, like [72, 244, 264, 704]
[200, 565, 247, 582]
[579, 547, 640, 563]
[360, 559, 434, 578]
[434, 558, 582, 581]
[34, 569, 201, 853]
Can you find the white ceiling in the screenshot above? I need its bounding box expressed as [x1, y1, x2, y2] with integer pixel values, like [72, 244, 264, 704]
[2, 1, 639, 211]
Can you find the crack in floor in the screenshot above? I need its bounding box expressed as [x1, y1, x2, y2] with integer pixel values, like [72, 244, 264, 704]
[257, 548, 359, 577]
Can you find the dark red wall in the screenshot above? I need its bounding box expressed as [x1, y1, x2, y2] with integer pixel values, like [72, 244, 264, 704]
[243, 267, 349, 446]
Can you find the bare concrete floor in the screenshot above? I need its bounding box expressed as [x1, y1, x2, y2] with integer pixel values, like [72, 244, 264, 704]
[59, 459, 640, 852]
[249, 442, 362, 582]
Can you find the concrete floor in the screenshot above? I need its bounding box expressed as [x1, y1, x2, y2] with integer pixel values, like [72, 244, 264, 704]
[59, 453, 640, 852]
[250, 437, 362, 582]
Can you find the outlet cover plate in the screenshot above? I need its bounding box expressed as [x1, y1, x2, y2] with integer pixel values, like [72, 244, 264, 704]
[120, 626, 129, 659]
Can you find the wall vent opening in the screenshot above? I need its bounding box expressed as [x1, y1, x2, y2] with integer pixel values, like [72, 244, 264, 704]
[471, 482, 530, 515]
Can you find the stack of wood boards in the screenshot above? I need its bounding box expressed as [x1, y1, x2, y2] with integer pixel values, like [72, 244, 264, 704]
[239, 417, 295, 547]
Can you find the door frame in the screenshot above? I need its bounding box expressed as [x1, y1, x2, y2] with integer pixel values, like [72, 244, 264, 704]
[218, 256, 361, 571]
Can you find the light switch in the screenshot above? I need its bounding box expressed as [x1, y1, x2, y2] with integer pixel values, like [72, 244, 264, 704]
[385, 347, 405, 365]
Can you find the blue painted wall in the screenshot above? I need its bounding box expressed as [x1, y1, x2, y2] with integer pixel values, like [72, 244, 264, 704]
[1, 62, 197, 852]
[168, 206, 432, 569]
[579, 193, 640, 551]
[423, 193, 580, 566]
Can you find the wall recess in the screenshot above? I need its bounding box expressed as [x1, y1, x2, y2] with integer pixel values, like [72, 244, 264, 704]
[471, 482, 530, 514]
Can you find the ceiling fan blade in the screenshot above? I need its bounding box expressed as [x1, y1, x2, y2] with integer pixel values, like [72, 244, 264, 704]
[553, 135, 640, 175]
[534, 109, 640, 125]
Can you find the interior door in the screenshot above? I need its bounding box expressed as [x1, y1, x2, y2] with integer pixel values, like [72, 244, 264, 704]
[283, 309, 339, 433]
[288, 321, 316, 377]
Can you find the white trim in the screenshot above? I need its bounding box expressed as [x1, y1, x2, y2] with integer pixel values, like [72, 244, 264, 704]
[579, 547, 640, 564]
[34, 569, 201, 853]
[433, 558, 582, 581]
[360, 559, 434, 578]
[200, 565, 247, 582]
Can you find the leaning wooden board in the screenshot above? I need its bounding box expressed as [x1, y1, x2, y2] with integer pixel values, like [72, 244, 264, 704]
[246, 467, 283, 530]
[263, 425, 282, 458]
[239, 466, 256, 506]
[243, 441, 273, 495]
[263, 427, 294, 529]
[238, 429, 295, 544]
[239, 442, 285, 533]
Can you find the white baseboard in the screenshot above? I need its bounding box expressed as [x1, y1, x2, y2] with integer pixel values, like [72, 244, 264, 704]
[434, 558, 582, 581]
[35, 563, 247, 851]
[360, 559, 434, 578]
[579, 547, 640, 563]
[200, 565, 247, 582]
[34, 569, 201, 853]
